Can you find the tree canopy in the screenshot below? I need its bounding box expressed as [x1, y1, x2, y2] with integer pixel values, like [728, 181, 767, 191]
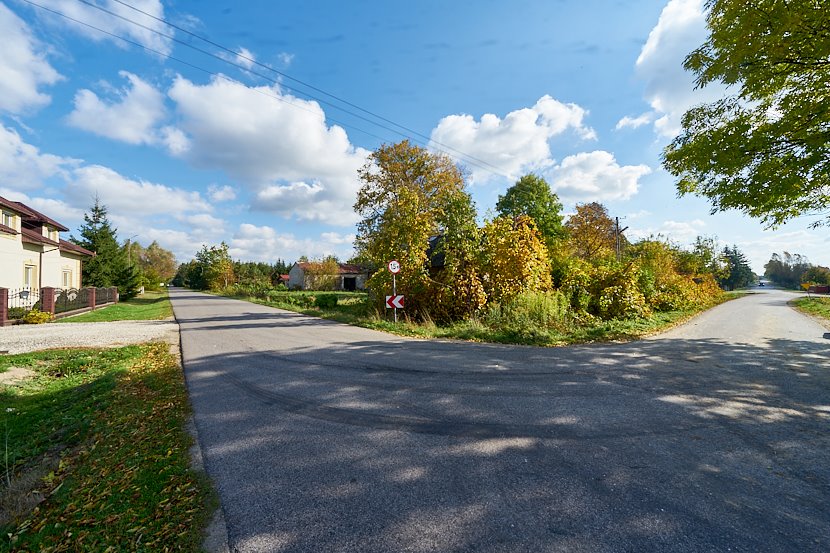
[495, 174, 566, 251]
[663, 0, 830, 227]
[564, 202, 619, 261]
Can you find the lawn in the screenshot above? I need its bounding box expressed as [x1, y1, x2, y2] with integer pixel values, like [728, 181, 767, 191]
[0, 343, 214, 552]
[56, 289, 173, 323]
[792, 296, 830, 326]
[224, 289, 739, 346]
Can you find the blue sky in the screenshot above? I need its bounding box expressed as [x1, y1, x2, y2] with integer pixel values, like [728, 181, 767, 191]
[1, 0, 826, 273]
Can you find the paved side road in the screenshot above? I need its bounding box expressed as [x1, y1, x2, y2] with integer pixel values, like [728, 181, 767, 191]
[172, 287, 830, 553]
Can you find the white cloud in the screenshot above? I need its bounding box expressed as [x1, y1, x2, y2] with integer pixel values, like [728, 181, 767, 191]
[33, 0, 173, 55]
[430, 95, 596, 183]
[165, 75, 369, 225]
[208, 184, 236, 202]
[277, 52, 295, 67]
[65, 165, 212, 215]
[67, 72, 166, 145]
[229, 223, 355, 263]
[628, 219, 707, 243]
[0, 124, 77, 190]
[615, 112, 654, 131]
[0, 3, 62, 114]
[180, 213, 225, 231]
[220, 47, 257, 70]
[548, 151, 651, 201]
[635, 0, 726, 138]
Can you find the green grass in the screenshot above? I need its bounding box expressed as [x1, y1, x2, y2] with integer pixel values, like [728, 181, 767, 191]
[792, 296, 830, 326]
[0, 344, 214, 552]
[225, 289, 737, 347]
[56, 290, 173, 322]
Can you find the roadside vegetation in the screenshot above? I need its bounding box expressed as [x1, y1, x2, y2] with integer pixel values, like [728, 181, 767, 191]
[764, 252, 830, 290]
[55, 289, 173, 323]
[0, 343, 213, 552]
[179, 141, 757, 346]
[792, 296, 830, 327]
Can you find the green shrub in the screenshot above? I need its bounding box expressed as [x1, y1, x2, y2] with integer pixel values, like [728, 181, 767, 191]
[314, 294, 338, 309]
[7, 307, 27, 320]
[485, 290, 570, 332]
[23, 309, 53, 324]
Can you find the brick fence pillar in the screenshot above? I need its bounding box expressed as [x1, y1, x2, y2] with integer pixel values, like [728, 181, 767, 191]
[0, 288, 8, 327]
[87, 287, 96, 310]
[41, 287, 56, 315]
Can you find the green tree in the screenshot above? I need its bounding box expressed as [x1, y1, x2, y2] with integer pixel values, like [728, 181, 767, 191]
[302, 257, 340, 290]
[138, 241, 177, 288]
[765, 252, 811, 289]
[193, 243, 235, 291]
[720, 245, 755, 290]
[354, 140, 483, 320]
[495, 174, 566, 252]
[71, 198, 139, 297]
[663, 0, 830, 227]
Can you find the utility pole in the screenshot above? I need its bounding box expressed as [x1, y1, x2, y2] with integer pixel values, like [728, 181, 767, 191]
[615, 217, 628, 262]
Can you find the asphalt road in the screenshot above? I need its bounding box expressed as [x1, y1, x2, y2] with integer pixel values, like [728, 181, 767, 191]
[171, 287, 830, 553]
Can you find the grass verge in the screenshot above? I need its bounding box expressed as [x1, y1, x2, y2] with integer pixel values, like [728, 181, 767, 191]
[0, 343, 213, 552]
[56, 290, 173, 323]
[791, 296, 830, 327]
[223, 290, 740, 347]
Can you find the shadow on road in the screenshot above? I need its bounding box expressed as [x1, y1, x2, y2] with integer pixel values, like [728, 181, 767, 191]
[182, 334, 830, 552]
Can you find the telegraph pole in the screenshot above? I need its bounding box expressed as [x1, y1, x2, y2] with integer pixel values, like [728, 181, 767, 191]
[615, 217, 628, 261]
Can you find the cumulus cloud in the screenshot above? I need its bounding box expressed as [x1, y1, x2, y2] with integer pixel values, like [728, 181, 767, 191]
[0, 3, 62, 114]
[67, 72, 166, 144]
[165, 75, 369, 225]
[627, 219, 707, 243]
[229, 223, 355, 263]
[430, 95, 596, 183]
[277, 52, 295, 67]
[0, 124, 78, 190]
[615, 112, 654, 131]
[219, 47, 257, 70]
[547, 151, 651, 201]
[65, 165, 211, 215]
[207, 184, 236, 202]
[635, 0, 726, 137]
[33, 0, 173, 55]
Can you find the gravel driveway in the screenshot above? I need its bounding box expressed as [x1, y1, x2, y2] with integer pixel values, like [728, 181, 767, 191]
[0, 320, 180, 354]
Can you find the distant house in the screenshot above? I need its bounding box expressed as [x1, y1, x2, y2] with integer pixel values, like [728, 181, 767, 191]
[288, 262, 369, 291]
[0, 195, 94, 290]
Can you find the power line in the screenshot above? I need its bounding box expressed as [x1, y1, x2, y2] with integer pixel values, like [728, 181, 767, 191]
[20, 0, 402, 146]
[78, 0, 512, 177]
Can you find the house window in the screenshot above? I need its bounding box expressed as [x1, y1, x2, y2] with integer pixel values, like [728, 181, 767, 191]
[50, 229, 59, 241]
[24, 265, 35, 288]
[62, 270, 72, 288]
[1, 211, 13, 229]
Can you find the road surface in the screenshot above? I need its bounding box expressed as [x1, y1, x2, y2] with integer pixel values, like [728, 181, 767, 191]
[171, 287, 830, 553]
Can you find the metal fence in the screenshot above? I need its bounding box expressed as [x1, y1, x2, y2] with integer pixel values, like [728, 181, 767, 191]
[7, 287, 40, 319]
[54, 287, 90, 314]
[95, 287, 117, 305]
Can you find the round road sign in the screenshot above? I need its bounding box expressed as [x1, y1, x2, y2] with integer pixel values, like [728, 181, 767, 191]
[387, 260, 401, 274]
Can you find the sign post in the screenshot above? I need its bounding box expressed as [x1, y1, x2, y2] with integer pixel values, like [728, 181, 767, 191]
[387, 260, 401, 323]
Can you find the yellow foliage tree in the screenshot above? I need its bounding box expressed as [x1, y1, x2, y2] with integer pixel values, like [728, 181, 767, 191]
[480, 215, 552, 304]
[565, 202, 619, 261]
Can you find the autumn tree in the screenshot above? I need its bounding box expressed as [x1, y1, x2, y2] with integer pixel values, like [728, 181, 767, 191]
[131, 241, 177, 289]
[192, 243, 235, 290]
[480, 215, 552, 304]
[663, 0, 830, 227]
[301, 257, 340, 290]
[353, 140, 484, 320]
[495, 174, 566, 252]
[564, 202, 619, 261]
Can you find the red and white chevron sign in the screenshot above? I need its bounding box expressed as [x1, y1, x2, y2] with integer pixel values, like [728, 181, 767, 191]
[385, 295, 404, 309]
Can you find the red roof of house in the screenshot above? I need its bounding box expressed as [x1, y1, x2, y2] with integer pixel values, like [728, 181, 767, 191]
[59, 239, 94, 257]
[21, 226, 60, 246]
[0, 195, 69, 231]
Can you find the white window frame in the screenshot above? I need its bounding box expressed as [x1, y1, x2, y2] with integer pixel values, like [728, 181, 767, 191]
[1, 211, 14, 229]
[62, 270, 72, 288]
[24, 265, 35, 288]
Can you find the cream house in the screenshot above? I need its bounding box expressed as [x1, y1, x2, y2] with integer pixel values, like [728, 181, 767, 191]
[0, 196, 93, 290]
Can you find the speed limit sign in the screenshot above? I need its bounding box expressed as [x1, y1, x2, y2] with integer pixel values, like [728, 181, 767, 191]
[387, 260, 401, 274]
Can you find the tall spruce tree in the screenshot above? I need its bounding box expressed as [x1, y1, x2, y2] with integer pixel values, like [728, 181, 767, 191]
[71, 198, 138, 297]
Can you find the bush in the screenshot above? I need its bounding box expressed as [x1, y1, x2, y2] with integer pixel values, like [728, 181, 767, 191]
[485, 290, 570, 332]
[314, 294, 338, 309]
[23, 309, 53, 324]
[7, 307, 27, 320]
